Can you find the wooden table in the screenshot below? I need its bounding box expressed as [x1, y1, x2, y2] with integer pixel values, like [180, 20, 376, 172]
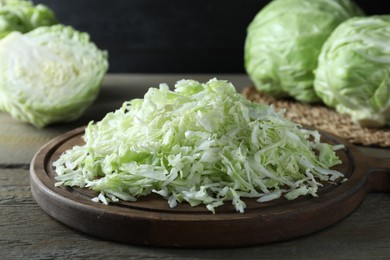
[2, 74, 390, 259]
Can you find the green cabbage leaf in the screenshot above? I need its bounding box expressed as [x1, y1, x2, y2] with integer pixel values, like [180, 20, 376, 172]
[314, 15, 390, 127]
[54, 79, 344, 213]
[245, 0, 364, 103]
[0, 25, 108, 127]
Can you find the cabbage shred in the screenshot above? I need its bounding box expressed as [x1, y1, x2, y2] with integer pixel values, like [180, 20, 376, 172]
[54, 79, 343, 213]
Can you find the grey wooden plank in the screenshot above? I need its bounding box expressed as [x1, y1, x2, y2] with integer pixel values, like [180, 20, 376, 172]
[0, 114, 68, 166]
[2, 168, 390, 259]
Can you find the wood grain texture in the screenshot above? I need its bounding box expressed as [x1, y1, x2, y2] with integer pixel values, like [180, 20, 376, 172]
[29, 126, 390, 248]
[2, 169, 390, 259]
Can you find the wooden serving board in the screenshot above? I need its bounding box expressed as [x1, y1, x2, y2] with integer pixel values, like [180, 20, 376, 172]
[30, 127, 390, 248]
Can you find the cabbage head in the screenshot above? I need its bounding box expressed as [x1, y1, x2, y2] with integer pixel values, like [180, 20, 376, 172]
[314, 16, 390, 128]
[0, 25, 108, 127]
[244, 0, 364, 103]
[0, 0, 57, 39]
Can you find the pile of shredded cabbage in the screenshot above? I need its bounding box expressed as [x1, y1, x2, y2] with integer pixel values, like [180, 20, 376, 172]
[54, 78, 344, 213]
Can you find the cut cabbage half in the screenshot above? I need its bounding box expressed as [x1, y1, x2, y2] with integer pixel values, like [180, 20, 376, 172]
[0, 25, 108, 127]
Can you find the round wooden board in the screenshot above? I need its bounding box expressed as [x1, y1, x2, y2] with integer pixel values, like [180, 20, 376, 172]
[30, 127, 390, 248]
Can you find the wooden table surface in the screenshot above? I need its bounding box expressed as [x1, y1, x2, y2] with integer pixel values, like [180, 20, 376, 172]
[1, 74, 390, 259]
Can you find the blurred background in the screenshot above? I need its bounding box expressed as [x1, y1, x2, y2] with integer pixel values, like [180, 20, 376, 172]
[34, 0, 389, 73]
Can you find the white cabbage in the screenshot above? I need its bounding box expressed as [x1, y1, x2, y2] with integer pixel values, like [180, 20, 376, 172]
[245, 0, 363, 102]
[0, 25, 108, 127]
[314, 16, 390, 127]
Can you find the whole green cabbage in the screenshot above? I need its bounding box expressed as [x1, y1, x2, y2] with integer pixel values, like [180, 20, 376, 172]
[244, 0, 364, 103]
[314, 16, 390, 128]
[0, 25, 108, 127]
[0, 0, 57, 39]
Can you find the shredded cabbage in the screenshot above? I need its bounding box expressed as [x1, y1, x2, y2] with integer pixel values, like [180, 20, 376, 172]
[54, 79, 344, 213]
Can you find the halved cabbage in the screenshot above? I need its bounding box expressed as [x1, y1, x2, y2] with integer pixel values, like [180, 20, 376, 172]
[0, 25, 108, 127]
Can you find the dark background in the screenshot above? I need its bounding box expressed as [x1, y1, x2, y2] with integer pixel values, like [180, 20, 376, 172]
[33, 0, 389, 73]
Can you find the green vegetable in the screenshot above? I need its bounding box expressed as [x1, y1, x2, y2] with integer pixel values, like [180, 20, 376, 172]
[244, 0, 364, 103]
[0, 0, 57, 39]
[314, 16, 390, 127]
[0, 25, 108, 127]
[54, 79, 344, 213]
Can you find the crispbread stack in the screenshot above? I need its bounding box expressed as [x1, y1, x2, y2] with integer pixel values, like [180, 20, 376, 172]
[242, 86, 390, 147]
